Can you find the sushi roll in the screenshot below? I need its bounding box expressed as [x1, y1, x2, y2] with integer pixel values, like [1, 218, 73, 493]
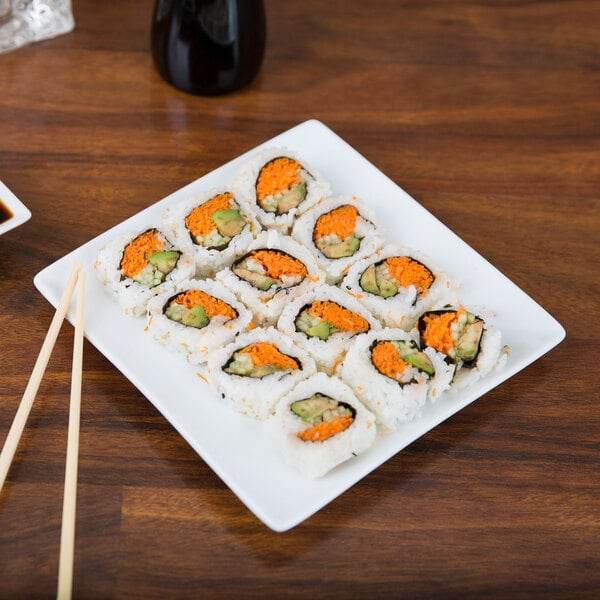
[216, 229, 324, 326]
[291, 196, 385, 284]
[94, 227, 195, 317]
[161, 188, 261, 278]
[277, 284, 381, 373]
[145, 278, 253, 364]
[341, 244, 460, 329]
[232, 147, 331, 233]
[340, 328, 454, 429]
[417, 307, 507, 391]
[207, 327, 317, 420]
[266, 372, 377, 478]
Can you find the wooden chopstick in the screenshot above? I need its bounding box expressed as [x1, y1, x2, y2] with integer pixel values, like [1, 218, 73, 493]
[56, 270, 85, 600]
[0, 261, 82, 493]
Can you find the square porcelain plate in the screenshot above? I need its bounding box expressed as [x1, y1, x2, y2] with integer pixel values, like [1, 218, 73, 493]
[0, 180, 31, 235]
[34, 120, 565, 531]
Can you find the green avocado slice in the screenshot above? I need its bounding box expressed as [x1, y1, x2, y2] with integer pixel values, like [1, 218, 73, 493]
[375, 265, 398, 298]
[306, 321, 331, 340]
[165, 303, 209, 329]
[181, 305, 209, 329]
[359, 264, 379, 294]
[290, 394, 338, 424]
[232, 265, 277, 291]
[393, 340, 435, 375]
[250, 364, 285, 378]
[379, 279, 397, 298]
[212, 209, 246, 238]
[316, 236, 360, 259]
[405, 352, 434, 375]
[277, 181, 307, 214]
[147, 250, 180, 274]
[455, 319, 484, 362]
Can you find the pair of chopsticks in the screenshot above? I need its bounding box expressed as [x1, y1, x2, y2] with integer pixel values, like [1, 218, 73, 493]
[0, 261, 85, 600]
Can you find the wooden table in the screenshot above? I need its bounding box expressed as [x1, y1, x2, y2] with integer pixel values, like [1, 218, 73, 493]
[1, 0, 598, 597]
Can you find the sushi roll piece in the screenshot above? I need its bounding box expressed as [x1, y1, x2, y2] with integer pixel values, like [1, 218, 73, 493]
[161, 188, 261, 278]
[291, 195, 385, 284]
[146, 278, 253, 364]
[266, 372, 377, 478]
[216, 229, 325, 326]
[417, 307, 507, 391]
[340, 328, 454, 429]
[277, 284, 381, 373]
[341, 244, 460, 330]
[207, 327, 317, 420]
[94, 227, 195, 317]
[232, 147, 331, 233]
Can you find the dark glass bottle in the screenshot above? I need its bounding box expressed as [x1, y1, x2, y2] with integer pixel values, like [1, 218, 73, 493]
[151, 0, 266, 96]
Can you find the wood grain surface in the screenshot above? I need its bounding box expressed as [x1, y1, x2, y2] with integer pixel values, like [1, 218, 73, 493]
[1, 0, 598, 597]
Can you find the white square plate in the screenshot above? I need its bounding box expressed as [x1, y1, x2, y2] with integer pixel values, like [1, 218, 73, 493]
[0, 180, 31, 235]
[34, 120, 565, 531]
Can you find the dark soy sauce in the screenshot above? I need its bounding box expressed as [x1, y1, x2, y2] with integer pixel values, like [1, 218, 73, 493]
[151, 0, 266, 96]
[0, 200, 13, 224]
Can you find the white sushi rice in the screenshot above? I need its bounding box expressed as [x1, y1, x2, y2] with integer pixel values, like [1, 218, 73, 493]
[265, 372, 377, 478]
[340, 328, 454, 429]
[94, 227, 195, 317]
[276, 284, 382, 374]
[161, 187, 262, 278]
[216, 229, 325, 326]
[231, 147, 331, 233]
[291, 195, 385, 284]
[145, 278, 253, 365]
[341, 243, 461, 330]
[207, 327, 317, 421]
[424, 346, 456, 402]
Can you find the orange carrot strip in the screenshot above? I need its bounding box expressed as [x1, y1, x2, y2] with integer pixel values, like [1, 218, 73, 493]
[171, 289, 236, 319]
[422, 312, 456, 354]
[331, 350, 347, 375]
[184, 193, 233, 238]
[384, 256, 434, 296]
[120, 229, 163, 278]
[422, 308, 465, 354]
[307, 300, 369, 333]
[144, 314, 154, 332]
[313, 205, 358, 240]
[297, 415, 353, 442]
[256, 157, 301, 201]
[249, 250, 307, 280]
[346, 290, 364, 300]
[239, 342, 299, 370]
[371, 341, 408, 380]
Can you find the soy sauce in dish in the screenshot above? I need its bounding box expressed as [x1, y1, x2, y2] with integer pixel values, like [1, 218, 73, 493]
[0, 199, 13, 224]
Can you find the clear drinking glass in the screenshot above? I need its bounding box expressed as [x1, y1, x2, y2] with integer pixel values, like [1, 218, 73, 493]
[0, 0, 74, 54]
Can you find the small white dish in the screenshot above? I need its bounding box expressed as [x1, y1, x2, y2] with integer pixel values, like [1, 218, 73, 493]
[0, 180, 31, 236]
[33, 120, 565, 532]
